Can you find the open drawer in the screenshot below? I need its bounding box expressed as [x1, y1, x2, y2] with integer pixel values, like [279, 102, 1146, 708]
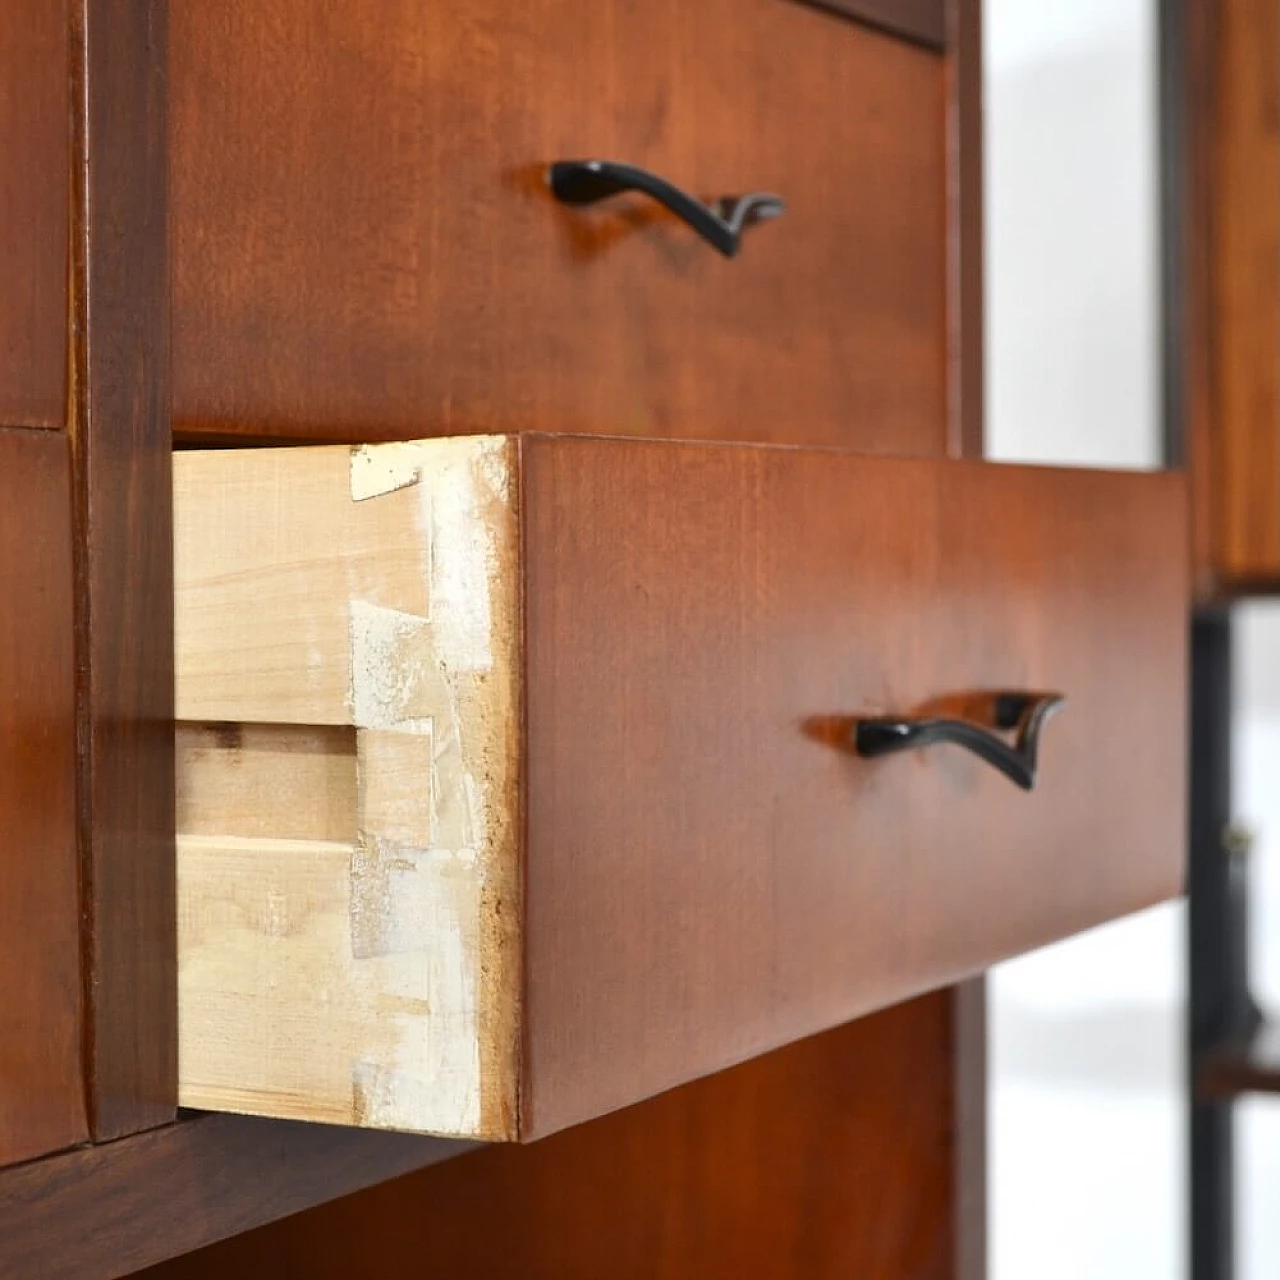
[175, 435, 1186, 1141]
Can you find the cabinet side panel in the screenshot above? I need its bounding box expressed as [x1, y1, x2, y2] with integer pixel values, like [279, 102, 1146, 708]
[0, 429, 86, 1165]
[71, 0, 176, 1139]
[138, 998, 958, 1280]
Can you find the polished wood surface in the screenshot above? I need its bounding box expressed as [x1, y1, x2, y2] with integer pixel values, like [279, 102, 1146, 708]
[170, 0, 946, 454]
[70, 0, 176, 1141]
[0, 0, 67, 430]
[1184, 0, 1280, 592]
[520, 439, 1185, 1136]
[0, 429, 85, 1166]
[142, 997, 959, 1280]
[0, 7, 1043, 1276]
[1214, 0, 1280, 581]
[0, 1114, 466, 1280]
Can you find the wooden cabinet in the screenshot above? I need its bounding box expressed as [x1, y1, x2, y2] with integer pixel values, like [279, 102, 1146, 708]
[0, 1, 1186, 1277]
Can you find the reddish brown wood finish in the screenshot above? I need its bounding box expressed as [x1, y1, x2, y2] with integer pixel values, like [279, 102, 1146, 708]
[0, 5, 1002, 1278]
[70, 0, 176, 1139]
[0, 1114, 466, 1279]
[169, 0, 946, 454]
[519, 437, 1186, 1137]
[1182, 0, 1280, 596]
[0, 1, 67, 430]
[0, 428, 86, 1166]
[1211, 0, 1280, 583]
[141, 997, 959, 1280]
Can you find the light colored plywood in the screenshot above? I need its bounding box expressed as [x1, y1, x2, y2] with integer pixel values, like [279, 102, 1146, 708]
[175, 437, 523, 1141]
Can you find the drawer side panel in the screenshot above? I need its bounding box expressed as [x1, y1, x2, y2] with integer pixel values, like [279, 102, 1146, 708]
[175, 438, 523, 1140]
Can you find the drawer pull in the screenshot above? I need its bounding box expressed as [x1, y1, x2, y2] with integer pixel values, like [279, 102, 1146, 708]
[547, 159, 785, 258]
[854, 692, 1066, 792]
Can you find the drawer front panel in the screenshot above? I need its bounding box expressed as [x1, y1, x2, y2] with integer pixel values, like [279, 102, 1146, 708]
[519, 438, 1186, 1136]
[175, 437, 1185, 1141]
[171, 0, 945, 451]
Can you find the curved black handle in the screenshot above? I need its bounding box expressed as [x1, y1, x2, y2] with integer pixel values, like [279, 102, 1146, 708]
[853, 692, 1066, 792]
[547, 160, 785, 258]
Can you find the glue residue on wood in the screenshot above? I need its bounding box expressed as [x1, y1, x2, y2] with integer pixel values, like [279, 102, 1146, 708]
[176, 436, 523, 1141]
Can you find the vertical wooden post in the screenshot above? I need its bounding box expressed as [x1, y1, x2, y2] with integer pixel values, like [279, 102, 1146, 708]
[68, 0, 175, 1139]
[0, 430, 84, 1165]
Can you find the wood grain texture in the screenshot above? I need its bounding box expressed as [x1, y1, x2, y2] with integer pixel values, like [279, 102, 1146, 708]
[0, 0, 67, 429]
[0, 1113, 467, 1280]
[174, 439, 523, 1140]
[170, 0, 946, 454]
[141, 998, 958, 1280]
[0, 429, 86, 1166]
[520, 437, 1187, 1136]
[1209, 0, 1280, 582]
[176, 434, 1184, 1140]
[69, 0, 176, 1141]
[177, 724, 356, 843]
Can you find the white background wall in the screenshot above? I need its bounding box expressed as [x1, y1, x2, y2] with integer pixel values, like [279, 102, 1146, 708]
[983, 4, 1185, 1278]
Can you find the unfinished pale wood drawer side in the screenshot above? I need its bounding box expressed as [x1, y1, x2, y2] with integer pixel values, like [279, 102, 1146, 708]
[175, 437, 522, 1140]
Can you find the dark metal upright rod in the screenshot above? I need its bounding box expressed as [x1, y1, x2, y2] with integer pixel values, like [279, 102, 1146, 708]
[1189, 610, 1251, 1280]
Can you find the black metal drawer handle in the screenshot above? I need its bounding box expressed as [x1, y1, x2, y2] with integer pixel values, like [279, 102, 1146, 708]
[547, 160, 785, 258]
[853, 692, 1066, 792]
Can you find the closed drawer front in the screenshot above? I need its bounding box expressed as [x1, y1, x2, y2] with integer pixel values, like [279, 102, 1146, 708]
[174, 436, 1186, 1141]
[172, 0, 945, 452]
